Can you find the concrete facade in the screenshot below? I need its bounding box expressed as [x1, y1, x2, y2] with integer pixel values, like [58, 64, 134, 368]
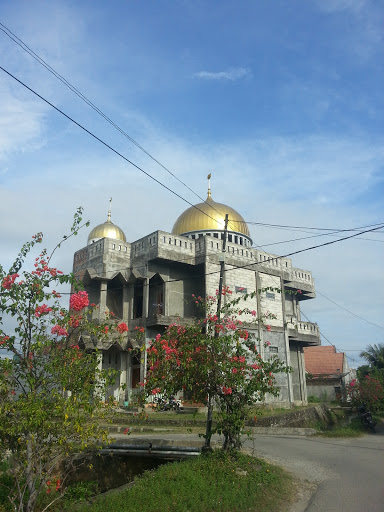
[73, 216, 321, 407]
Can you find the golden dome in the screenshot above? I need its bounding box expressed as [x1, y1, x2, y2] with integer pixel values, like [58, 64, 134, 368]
[172, 192, 251, 238]
[88, 200, 126, 244]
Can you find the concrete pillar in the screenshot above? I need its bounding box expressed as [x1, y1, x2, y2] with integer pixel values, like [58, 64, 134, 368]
[127, 352, 132, 399]
[100, 280, 108, 319]
[123, 285, 129, 322]
[163, 279, 169, 316]
[119, 351, 128, 406]
[255, 271, 264, 359]
[280, 277, 294, 405]
[127, 284, 134, 320]
[143, 278, 149, 319]
[298, 346, 308, 405]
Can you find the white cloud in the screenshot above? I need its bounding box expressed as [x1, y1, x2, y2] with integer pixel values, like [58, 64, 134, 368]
[193, 67, 251, 82]
[314, 0, 367, 13]
[0, 85, 47, 162]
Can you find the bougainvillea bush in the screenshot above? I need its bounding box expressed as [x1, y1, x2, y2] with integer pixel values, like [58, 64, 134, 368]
[0, 210, 121, 512]
[139, 289, 290, 451]
[346, 375, 384, 412]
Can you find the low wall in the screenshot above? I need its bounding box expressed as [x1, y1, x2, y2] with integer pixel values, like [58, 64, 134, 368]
[251, 404, 334, 428]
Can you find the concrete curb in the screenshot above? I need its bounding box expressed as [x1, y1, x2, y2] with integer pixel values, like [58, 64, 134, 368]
[249, 427, 317, 436]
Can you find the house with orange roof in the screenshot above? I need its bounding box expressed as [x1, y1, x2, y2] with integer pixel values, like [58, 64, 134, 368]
[304, 346, 354, 402]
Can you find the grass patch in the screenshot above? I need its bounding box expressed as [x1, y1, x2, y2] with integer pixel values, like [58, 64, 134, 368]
[316, 416, 367, 437]
[71, 451, 294, 512]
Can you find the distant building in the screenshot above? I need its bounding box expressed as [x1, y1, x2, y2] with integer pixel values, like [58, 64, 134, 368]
[304, 345, 354, 402]
[73, 180, 321, 406]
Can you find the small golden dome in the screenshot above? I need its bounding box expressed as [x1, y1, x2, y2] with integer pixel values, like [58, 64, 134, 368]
[172, 194, 251, 238]
[88, 200, 126, 244]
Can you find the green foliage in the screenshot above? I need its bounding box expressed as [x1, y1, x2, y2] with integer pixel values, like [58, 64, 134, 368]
[139, 290, 290, 451]
[73, 451, 294, 512]
[360, 343, 384, 370]
[316, 416, 366, 437]
[307, 395, 322, 403]
[0, 210, 122, 512]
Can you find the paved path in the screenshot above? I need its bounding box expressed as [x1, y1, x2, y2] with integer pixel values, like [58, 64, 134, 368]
[127, 423, 384, 512]
[243, 427, 384, 512]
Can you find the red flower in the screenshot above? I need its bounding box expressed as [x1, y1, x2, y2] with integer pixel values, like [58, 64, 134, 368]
[232, 368, 238, 374]
[124, 428, 129, 435]
[266, 325, 271, 332]
[2, 273, 19, 289]
[35, 304, 53, 318]
[69, 290, 89, 311]
[51, 325, 68, 337]
[0, 336, 9, 345]
[117, 322, 129, 333]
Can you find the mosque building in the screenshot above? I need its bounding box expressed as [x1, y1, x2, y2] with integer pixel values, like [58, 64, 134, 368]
[73, 178, 321, 406]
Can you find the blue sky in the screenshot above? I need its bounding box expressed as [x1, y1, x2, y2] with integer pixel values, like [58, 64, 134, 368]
[0, 0, 383, 367]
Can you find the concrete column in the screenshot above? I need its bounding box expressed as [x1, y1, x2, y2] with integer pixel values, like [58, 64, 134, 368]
[140, 343, 147, 384]
[96, 352, 105, 401]
[143, 278, 149, 319]
[298, 346, 308, 405]
[280, 277, 294, 405]
[255, 271, 264, 359]
[100, 280, 108, 319]
[123, 285, 129, 322]
[119, 351, 128, 406]
[127, 284, 134, 320]
[163, 279, 169, 316]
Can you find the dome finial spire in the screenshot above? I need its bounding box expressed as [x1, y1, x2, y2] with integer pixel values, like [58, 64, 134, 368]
[207, 173, 212, 199]
[107, 197, 112, 223]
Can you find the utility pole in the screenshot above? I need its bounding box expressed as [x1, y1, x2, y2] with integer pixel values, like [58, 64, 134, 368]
[204, 213, 229, 450]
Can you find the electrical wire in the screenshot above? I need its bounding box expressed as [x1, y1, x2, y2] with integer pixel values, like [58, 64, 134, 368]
[2, 26, 382, 242]
[254, 231, 384, 248]
[23, 221, 383, 296]
[0, 64, 232, 230]
[315, 290, 384, 330]
[0, 22, 240, 234]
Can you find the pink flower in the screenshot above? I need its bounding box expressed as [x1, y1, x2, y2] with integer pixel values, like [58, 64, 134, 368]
[0, 336, 9, 346]
[117, 322, 129, 333]
[35, 304, 53, 318]
[69, 315, 80, 328]
[2, 273, 19, 289]
[69, 291, 89, 311]
[51, 325, 68, 337]
[266, 325, 271, 332]
[232, 368, 238, 374]
[124, 428, 129, 435]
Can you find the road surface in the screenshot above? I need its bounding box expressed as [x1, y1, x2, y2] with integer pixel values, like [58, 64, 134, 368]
[242, 427, 384, 512]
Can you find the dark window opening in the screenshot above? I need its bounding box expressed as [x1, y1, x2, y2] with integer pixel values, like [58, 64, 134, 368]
[133, 280, 144, 318]
[149, 274, 164, 316]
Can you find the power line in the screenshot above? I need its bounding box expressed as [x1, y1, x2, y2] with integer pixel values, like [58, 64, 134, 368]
[16, 221, 383, 296]
[232, 219, 384, 233]
[0, 64, 234, 231]
[316, 290, 384, 330]
[0, 22, 240, 235]
[2, 24, 381, 243]
[253, 224, 384, 249]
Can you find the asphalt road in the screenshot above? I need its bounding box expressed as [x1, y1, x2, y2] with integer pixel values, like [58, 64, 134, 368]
[243, 427, 384, 512]
[127, 423, 384, 512]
